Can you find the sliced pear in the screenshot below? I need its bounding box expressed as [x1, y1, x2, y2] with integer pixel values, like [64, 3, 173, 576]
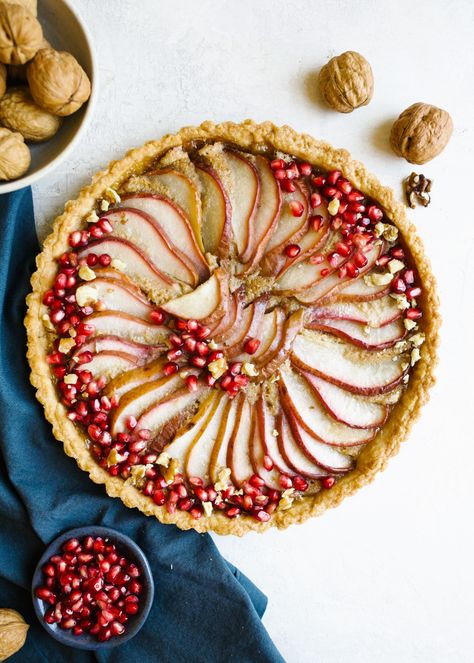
[120, 194, 208, 282]
[185, 392, 228, 482]
[224, 150, 259, 258]
[249, 406, 282, 490]
[89, 278, 153, 319]
[104, 208, 196, 286]
[259, 309, 304, 378]
[75, 335, 163, 365]
[104, 358, 166, 400]
[196, 163, 232, 258]
[301, 372, 389, 429]
[311, 296, 402, 327]
[291, 332, 408, 395]
[209, 397, 239, 483]
[87, 311, 169, 345]
[256, 397, 296, 477]
[136, 384, 207, 439]
[263, 183, 309, 255]
[110, 374, 182, 435]
[161, 268, 228, 326]
[227, 394, 254, 486]
[82, 351, 138, 380]
[78, 237, 179, 299]
[276, 411, 329, 479]
[309, 317, 406, 350]
[279, 366, 375, 446]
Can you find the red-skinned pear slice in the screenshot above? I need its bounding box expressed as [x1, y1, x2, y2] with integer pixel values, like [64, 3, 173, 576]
[227, 394, 254, 486]
[220, 297, 254, 350]
[104, 358, 166, 400]
[291, 332, 408, 395]
[276, 411, 329, 479]
[109, 374, 182, 435]
[119, 194, 208, 282]
[74, 335, 163, 365]
[318, 272, 391, 304]
[87, 278, 153, 319]
[283, 405, 354, 473]
[162, 393, 217, 469]
[81, 351, 139, 380]
[229, 296, 268, 359]
[209, 290, 238, 339]
[249, 309, 279, 360]
[195, 163, 232, 258]
[103, 208, 196, 286]
[250, 406, 281, 490]
[254, 308, 286, 368]
[136, 385, 207, 439]
[209, 397, 239, 483]
[185, 392, 228, 482]
[279, 366, 375, 446]
[296, 242, 383, 304]
[308, 317, 406, 350]
[259, 309, 305, 378]
[78, 237, 179, 300]
[300, 371, 389, 429]
[262, 183, 309, 262]
[86, 311, 169, 345]
[145, 168, 204, 252]
[256, 398, 296, 476]
[223, 150, 259, 258]
[161, 268, 229, 326]
[239, 155, 282, 269]
[311, 296, 402, 327]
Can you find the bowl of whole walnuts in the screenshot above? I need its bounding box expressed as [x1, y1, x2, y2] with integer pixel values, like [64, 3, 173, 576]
[0, 0, 96, 193]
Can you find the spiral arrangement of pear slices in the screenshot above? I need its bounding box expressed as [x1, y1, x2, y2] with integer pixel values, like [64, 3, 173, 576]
[44, 142, 425, 522]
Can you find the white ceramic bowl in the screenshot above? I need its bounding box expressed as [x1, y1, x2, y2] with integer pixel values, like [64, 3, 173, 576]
[0, 0, 97, 194]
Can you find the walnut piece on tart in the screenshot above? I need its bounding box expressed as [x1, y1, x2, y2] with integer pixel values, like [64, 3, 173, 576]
[25, 121, 440, 535]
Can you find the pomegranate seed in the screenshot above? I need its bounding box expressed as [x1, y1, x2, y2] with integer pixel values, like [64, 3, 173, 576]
[229, 362, 242, 376]
[284, 243, 301, 258]
[293, 476, 309, 491]
[152, 489, 166, 506]
[353, 252, 368, 268]
[391, 247, 405, 260]
[345, 262, 359, 278]
[320, 268, 330, 277]
[297, 161, 311, 176]
[406, 286, 421, 299]
[125, 416, 137, 430]
[244, 338, 260, 355]
[367, 205, 383, 222]
[196, 325, 211, 340]
[263, 455, 274, 471]
[322, 477, 335, 489]
[189, 476, 204, 487]
[125, 602, 139, 615]
[310, 253, 324, 265]
[253, 510, 271, 522]
[285, 163, 299, 180]
[98, 218, 113, 233]
[274, 168, 287, 181]
[186, 375, 199, 392]
[163, 361, 178, 376]
[194, 487, 208, 502]
[36, 586, 54, 601]
[310, 193, 322, 209]
[249, 474, 265, 488]
[270, 158, 285, 170]
[190, 355, 206, 368]
[327, 170, 342, 185]
[392, 277, 406, 293]
[289, 201, 304, 217]
[98, 254, 111, 267]
[167, 348, 182, 362]
[63, 538, 80, 552]
[312, 175, 326, 188]
[337, 179, 352, 194]
[86, 253, 98, 266]
[281, 179, 296, 193]
[403, 269, 415, 285]
[406, 308, 422, 320]
[376, 255, 390, 267]
[189, 506, 202, 520]
[279, 474, 293, 489]
[226, 507, 241, 518]
[150, 309, 165, 324]
[69, 231, 82, 247]
[76, 351, 93, 365]
[207, 350, 224, 363]
[335, 242, 351, 257]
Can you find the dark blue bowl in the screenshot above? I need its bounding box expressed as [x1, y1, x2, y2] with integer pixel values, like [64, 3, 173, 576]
[31, 526, 154, 650]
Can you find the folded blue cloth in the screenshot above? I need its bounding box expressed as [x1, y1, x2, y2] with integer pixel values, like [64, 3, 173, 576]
[0, 189, 284, 663]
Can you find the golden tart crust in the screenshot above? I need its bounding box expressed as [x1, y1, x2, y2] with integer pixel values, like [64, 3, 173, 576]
[25, 120, 440, 536]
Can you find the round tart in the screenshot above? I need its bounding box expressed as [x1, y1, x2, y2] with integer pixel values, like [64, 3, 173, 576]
[26, 121, 440, 535]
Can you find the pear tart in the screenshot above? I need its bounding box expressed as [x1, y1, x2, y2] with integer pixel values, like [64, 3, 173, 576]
[26, 121, 439, 535]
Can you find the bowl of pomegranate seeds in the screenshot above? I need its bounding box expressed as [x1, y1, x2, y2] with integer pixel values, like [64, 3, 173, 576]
[32, 526, 154, 649]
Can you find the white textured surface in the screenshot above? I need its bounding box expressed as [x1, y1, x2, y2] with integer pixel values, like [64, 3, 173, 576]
[33, 1, 474, 661]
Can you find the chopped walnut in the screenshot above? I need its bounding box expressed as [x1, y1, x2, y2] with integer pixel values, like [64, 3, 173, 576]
[208, 357, 228, 379]
[86, 211, 99, 224]
[202, 501, 213, 517]
[63, 374, 78, 385]
[327, 198, 340, 216]
[162, 458, 179, 484]
[58, 337, 75, 354]
[404, 172, 432, 209]
[78, 265, 96, 281]
[75, 284, 98, 307]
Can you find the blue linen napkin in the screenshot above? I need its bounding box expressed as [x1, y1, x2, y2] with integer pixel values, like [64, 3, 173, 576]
[0, 189, 285, 663]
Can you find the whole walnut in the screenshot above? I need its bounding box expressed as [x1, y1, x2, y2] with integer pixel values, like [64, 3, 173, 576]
[0, 87, 61, 141]
[0, 608, 29, 661]
[0, 2, 43, 65]
[27, 48, 91, 116]
[0, 126, 30, 179]
[390, 103, 453, 164]
[319, 51, 374, 113]
[0, 62, 5, 97]
[8, 37, 51, 82]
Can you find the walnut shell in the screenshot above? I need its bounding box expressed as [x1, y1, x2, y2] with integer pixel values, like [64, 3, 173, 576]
[0, 87, 61, 141]
[319, 51, 374, 113]
[390, 102, 453, 164]
[27, 47, 91, 116]
[4, 0, 37, 16]
[8, 36, 50, 82]
[0, 62, 5, 97]
[0, 2, 43, 65]
[0, 608, 29, 661]
[0, 126, 30, 179]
